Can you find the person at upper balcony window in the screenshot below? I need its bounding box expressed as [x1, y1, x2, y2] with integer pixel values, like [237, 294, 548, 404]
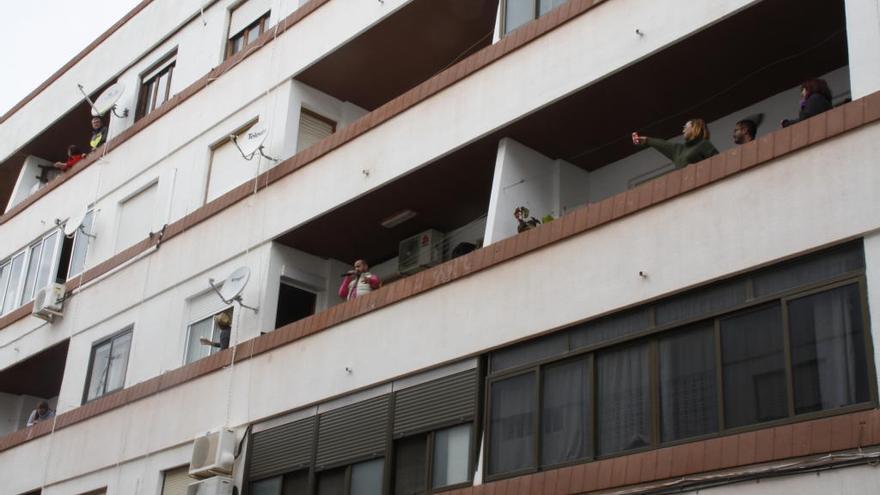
[199, 311, 233, 350]
[781, 79, 832, 128]
[53, 145, 87, 172]
[89, 116, 109, 151]
[631, 118, 718, 169]
[338, 259, 381, 301]
[26, 401, 55, 427]
[733, 119, 758, 145]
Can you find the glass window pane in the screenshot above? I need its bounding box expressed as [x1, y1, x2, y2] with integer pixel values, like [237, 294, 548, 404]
[22, 242, 43, 302]
[659, 324, 718, 442]
[491, 332, 567, 372]
[251, 476, 282, 495]
[541, 359, 589, 466]
[87, 341, 112, 401]
[655, 279, 747, 326]
[186, 316, 215, 364]
[0, 263, 10, 312]
[3, 254, 24, 314]
[107, 332, 132, 393]
[597, 343, 650, 455]
[570, 308, 651, 350]
[232, 35, 244, 55]
[282, 470, 309, 495]
[504, 0, 534, 34]
[790, 284, 870, 414]
[248, 23, 262, 44]
[721, 304, 787, 428]
[432, 424, 470, 488]
[753, 242, 864, 297]
[143, 80, 157, 115]
[36, 232, 59, 290]
[488, 372, 536, 474]
[155, 71, 170, 108]
[394, 434, 426, 495]
[351, 459, 384, 495]
[538, 0, 565, 15]
[317, 468, 345, 495]
[68, 210, 95, 278]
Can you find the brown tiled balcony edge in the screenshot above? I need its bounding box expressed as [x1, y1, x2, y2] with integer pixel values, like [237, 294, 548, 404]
[1, 94, 879, 457]
[0, 0, 606, 225]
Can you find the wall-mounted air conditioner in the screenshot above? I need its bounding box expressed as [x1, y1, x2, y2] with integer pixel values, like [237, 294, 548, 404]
[186, 476, 233, 495]
[189, 429, 236, 479]
[398, 229, 444, 275]
[32, 283, 65, 321]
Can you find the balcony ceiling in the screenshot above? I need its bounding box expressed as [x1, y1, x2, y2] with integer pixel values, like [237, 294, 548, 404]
[295, 0, 500, 111]
[277, 0, 847, 266]
[0, 339, 68, 397]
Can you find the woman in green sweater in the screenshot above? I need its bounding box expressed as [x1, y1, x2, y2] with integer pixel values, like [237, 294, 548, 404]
[631, 118, 718, 169]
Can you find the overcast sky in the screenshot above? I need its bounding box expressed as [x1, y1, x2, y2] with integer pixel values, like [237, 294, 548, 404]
[0, 0, 143, 116]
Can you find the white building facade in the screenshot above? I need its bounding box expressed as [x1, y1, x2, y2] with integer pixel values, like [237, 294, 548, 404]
[1, 0, 880, 494]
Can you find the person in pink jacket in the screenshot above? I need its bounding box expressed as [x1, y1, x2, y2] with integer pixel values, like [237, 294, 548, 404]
[338, 259, 381, 300]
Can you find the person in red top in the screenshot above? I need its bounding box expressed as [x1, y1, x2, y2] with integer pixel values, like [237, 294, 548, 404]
[53, 145, 86, 172]
[338, 259, 381, 300]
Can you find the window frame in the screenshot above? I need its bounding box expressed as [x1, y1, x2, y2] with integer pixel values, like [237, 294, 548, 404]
[82, 327, 134, 404]
[183, 307, 233, 365]
[482, 274, 876, 482]
[226, 11, 270, 59]
[0, 228, 65, 315]
[391, 422, 474, 494]
[136, 51, 177, 120]
[66, 208, 96, 280]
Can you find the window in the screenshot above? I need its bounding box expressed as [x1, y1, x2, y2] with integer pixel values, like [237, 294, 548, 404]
[485, 242, 872, 479]
[136, 53, 176, 120]
[184, 308, 233, 364]
[67, 209, 96, 279]
[84, 328, 133, 403]
[501, 0, 567, 35]
[227, 11, 269, 59]
[161, 465, 192, 495]
[0, 230, 65, 315]
[314, 459, 383, 495]
[116, 181, 158, 252]
[275, 282, 317, 329]
[393, 424, 472, 494]
[296, 109, 336, 153]
[205, 123, 260, 203]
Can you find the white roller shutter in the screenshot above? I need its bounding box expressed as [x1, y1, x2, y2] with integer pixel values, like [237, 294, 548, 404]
[161, 465, 192, 495]
[296, 110, 335, 152]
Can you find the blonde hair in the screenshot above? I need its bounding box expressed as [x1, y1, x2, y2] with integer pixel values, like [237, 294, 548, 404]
[687, 118, 710, 141]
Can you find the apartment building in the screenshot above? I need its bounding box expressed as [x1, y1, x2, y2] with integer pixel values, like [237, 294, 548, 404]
[1, 0, 880, 493]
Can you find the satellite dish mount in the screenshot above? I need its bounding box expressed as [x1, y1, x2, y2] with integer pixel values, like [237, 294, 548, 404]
[209, 266, 259, 313]
[56, 208, 96, 239]
[232, 123, 278, 162]
[79, 83, 129, 118]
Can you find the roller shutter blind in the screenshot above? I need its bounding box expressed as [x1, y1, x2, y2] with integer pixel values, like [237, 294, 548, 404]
[161, 465, 192, 495]
[393, 369, 477, 437]
[249, 416, 315, 480]
[316, 395, 389, 468]
[296, 111, 335, 152]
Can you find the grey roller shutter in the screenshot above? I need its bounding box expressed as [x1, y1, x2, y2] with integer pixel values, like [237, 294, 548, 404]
[393, 369, 477, 437]
[316, 395, 390, 468]
[249, 416, 315, 480]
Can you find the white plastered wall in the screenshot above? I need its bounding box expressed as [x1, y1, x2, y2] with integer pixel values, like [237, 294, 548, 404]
[2, 118, 880, 495]
[844, 0, 880, 99]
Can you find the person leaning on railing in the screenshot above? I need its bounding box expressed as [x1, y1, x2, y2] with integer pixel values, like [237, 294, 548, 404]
[781, 78, 832, 128]
[631, 118, 719, 169]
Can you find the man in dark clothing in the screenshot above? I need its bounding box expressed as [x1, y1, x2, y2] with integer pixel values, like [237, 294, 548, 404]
[90, 116, 108, 151]
[733, 119, 757, 145]
[200, 311, 233, 350]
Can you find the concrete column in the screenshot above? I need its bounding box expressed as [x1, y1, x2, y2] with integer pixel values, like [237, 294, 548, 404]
[845, 0, 880, 98]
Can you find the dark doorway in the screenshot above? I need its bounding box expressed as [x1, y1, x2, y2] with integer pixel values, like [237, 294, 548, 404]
[275, 282, 317, 329]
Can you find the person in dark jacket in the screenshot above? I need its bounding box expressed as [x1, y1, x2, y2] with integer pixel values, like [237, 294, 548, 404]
[631, 118, 718, 169]
[89, 116, 108, 151]
[781, 79, 832, 128]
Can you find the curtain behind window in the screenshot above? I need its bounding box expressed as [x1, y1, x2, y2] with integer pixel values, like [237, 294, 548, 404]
[597, 343, 650, 455]
[489, 373, 536, 474]
[541, 359, 589, 465]
[659, 324, 718, 442]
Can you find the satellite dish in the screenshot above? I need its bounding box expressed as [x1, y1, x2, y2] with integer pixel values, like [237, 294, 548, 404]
[80, 82, 129, 118]
[63, 208, 88, 237]
[209, 267, 258, 312]
[231, 123, 277, 162]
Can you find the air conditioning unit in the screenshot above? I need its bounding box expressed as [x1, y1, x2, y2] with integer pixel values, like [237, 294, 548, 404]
[32, 283, 65, 321]
[398, 229, 444, 275]
[189, 429, 236, 479]
[186, 476, 233, 495]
